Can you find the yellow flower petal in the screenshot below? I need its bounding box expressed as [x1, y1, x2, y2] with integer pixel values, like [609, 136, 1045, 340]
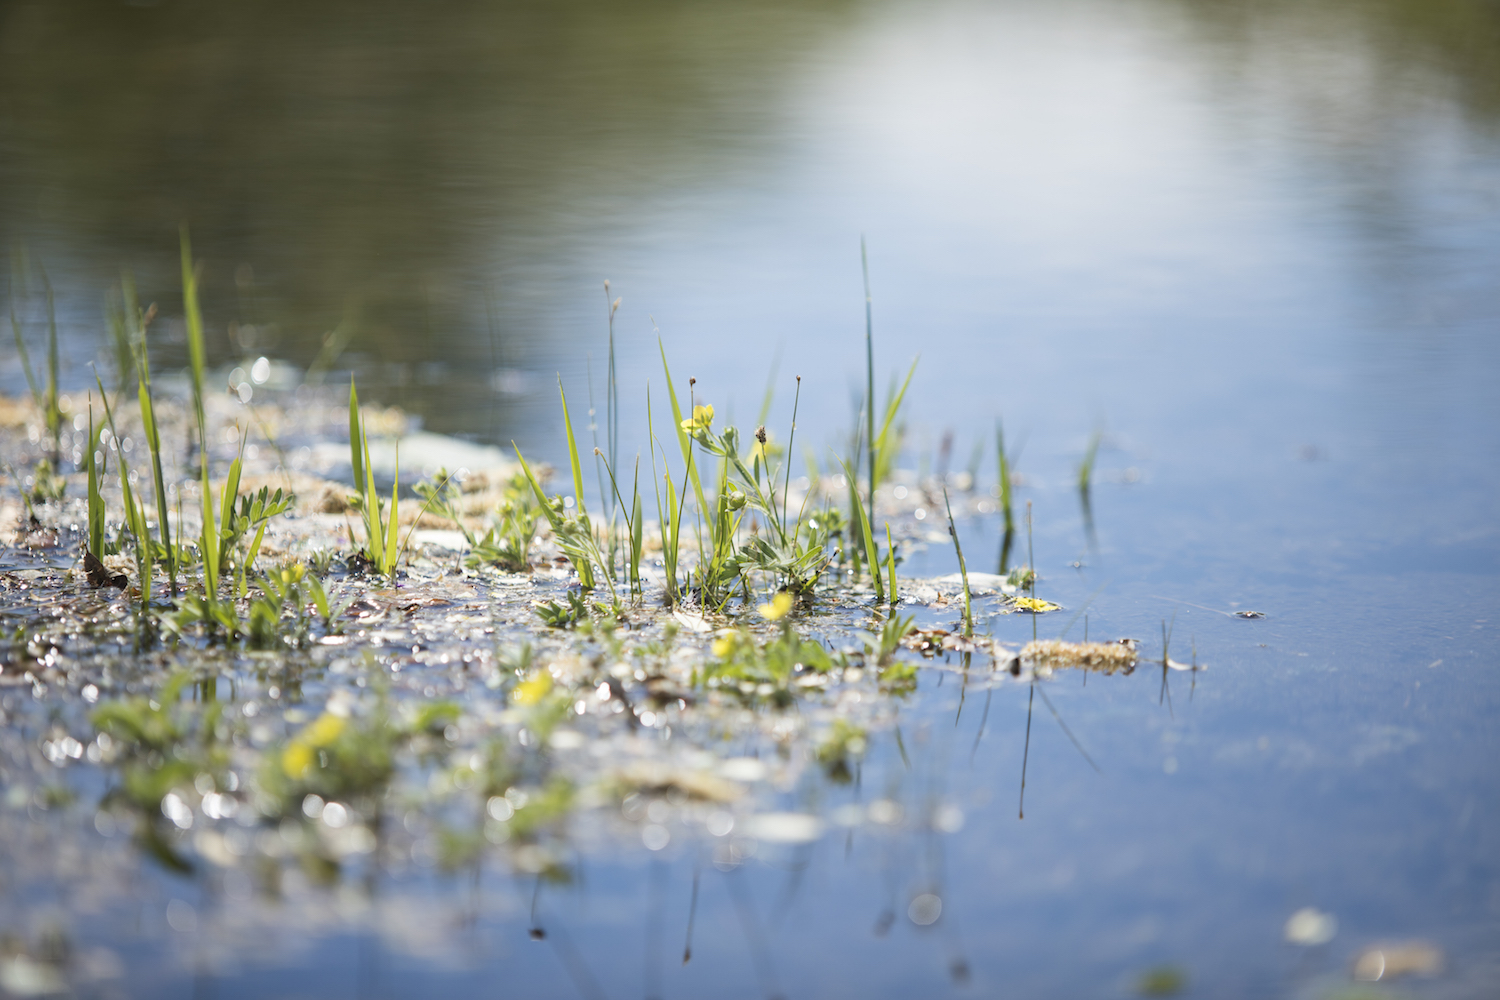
[303, 713, 347, 748]
[282, 742, 314, 779]
[681, 403, 715, 433]
[758, 591, 794, 621]
[512, 670, 553, 706]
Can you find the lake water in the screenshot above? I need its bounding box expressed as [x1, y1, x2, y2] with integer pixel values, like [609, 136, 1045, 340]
[1, 0, 1497, 996]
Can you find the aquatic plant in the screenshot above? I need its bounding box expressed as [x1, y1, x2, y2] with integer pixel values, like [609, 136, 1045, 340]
[995, 419, 1021, 572]
[703, 592, 841, 704]
[839, 455, 885, 602]
[860, 611, 916, 667]
[942, 486, 974, 636]
[347, 377, 402, 578]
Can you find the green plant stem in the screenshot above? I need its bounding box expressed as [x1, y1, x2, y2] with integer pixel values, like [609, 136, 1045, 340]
[943, 486, 973, 637]
[862, 238, 876, 516]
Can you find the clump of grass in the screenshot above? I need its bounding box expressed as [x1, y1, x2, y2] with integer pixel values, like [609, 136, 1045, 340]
[84, 398, 106, 564]
[92, 377, 152, 595]
[121, 276, 179, 596]
[347, 377, 401, 578]
[536, 590, 590, 629]
[416, 468, 541, 574]
[839, 455, 884, 602]
[515, 378, 616, 605]
[859, 611, 915, 667]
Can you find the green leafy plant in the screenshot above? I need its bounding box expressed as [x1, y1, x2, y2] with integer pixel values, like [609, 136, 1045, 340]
[859, 611, 915, 667]
[703, 593, 841, 704]
[222, 484, 295, 595]
[415, 468, 541, 573]
[535, 590, 590, 629]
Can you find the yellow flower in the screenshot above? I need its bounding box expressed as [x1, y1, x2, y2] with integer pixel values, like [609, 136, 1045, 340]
[758, 591, 794, 621]
[711, 630, 737, 658]
[282, 741, 314, 779]
[1013, 596, 1061, 613]
[512, 670, 553, 706]
[680, 403, 714, 433]
[302, 712, 346, 748]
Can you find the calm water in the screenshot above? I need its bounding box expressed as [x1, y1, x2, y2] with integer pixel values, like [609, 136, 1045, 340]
[2, 0, 1498, 996]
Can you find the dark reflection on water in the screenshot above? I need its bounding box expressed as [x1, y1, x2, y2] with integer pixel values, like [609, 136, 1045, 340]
[3, 0, 1497, 439]
[1, 0, 849, 433]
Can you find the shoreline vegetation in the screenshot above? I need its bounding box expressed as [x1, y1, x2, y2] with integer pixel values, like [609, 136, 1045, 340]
[0, 237, 1182, 987]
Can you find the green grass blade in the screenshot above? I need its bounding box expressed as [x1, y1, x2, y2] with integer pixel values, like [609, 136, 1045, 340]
[996, 419, 1014, 533]
[245, 520, 268, 578]
[514, 443, 594, 590]
[384, 442, 401, 576]
[513, 445, 562, 533]
[86, 403, 104, 558]
[179, 227, 208, 451]
[838, 455, 883, 602]
[886, 523, 898, 606]
[873, 357, 918, 491]
[200, 462, 218, 599]
[557, 377, 588, 516]
[942, 486, 973, 637]
[220, 431, 245, 543]
[862, 237, 876, 519]
[658, 340, 712, 547]
[137, 381, 174, 591]
[95, 374, 150, 599]
[630, 458, 643, 591]
[349, 378, 365, 496]
[362, 420, 381, 564]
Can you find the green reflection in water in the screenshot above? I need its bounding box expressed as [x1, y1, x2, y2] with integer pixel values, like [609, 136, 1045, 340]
[0, 0, 851, 382]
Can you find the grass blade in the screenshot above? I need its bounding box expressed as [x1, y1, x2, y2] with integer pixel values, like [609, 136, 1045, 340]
[349, 378, 365, 498]
[837, 454, 883, 602]
[86, 401, 104, 559]
[659, 341, 712, 548]
[885, 523, 898, 606]
[558, 377, 588, 517]
[942, 486, 973, 637]
[384, 441, 400, 577]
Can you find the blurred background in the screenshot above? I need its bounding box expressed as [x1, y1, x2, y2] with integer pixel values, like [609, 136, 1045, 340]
[5, 0, 1499, 584]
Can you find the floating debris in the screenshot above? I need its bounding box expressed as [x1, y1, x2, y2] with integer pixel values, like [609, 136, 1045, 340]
[1284, 907, 1338, 946]
[1352, 941, 1443, 981]
[1022, 640, 1137, 674]
[743, 812, 824, 844]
